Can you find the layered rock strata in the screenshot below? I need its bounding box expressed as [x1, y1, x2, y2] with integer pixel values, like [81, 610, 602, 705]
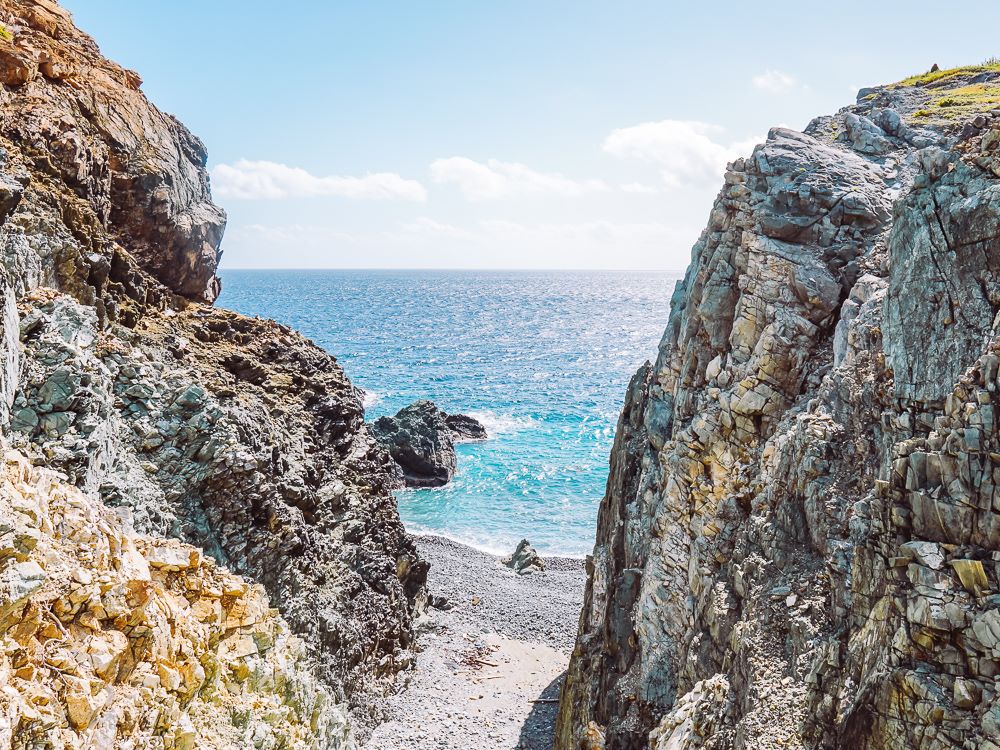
[0, 449, 351, 749]
[558, 65, 1000, 749]
[0, 0, 425, 744]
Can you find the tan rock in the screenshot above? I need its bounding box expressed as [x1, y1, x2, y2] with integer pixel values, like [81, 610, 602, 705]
[953, 677, 982, 709]
[0, 449, 352, 748]
[63, 676, 103, 730]
[0, 41, 35, 86]
[87, 630, 127, 681]
[950, 559, 989, 594]
[144, 543, 201, 571]
[157, 661, 181, 692]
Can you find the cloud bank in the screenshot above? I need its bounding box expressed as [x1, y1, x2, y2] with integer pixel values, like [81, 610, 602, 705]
[429, 157, 608, 200]
[212, 160, 427, 201]
[751, 69, 798, 94]
[603, 120, 760, 187]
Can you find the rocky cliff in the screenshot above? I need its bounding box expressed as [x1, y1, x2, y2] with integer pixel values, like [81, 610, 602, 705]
[0, 1, 424, 745]
[557, 64, 1000, 749]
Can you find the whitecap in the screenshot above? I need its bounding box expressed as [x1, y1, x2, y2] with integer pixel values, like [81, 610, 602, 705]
[466, 410, 535, 435]
[361, 390, 382, 408]
[401, 522, 511, 557]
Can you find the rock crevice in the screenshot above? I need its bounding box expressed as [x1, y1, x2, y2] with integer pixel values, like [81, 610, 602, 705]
[558, 68, 1000, 750]
[0, 1, 426, 745]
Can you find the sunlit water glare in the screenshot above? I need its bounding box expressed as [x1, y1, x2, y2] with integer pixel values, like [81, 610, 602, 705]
[218, 269, 680, 557]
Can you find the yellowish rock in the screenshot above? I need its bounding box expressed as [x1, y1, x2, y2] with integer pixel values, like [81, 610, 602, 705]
[0, 449, 353, 748]
[951, 559, 989, 594]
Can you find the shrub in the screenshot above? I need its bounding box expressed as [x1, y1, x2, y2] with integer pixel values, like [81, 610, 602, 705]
[0, 24, 11, 42]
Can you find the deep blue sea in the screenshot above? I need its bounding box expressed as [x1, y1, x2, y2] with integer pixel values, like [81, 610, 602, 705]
[217, 270, 680, 557]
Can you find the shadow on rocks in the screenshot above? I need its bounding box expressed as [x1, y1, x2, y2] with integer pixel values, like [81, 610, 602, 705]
[515, 671, 565, 750]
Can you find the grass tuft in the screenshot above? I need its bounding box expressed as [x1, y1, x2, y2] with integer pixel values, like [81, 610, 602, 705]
[0, 24, 11, 42]
[928, 84, 1000, 118]
[896, 62, 1000, 88]
[895, 61, 1000, 123]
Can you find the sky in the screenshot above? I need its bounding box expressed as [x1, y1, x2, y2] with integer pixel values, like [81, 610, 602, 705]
[63, 1, 1000, 270]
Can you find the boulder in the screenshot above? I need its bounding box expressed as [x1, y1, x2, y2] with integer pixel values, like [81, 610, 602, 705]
[373, 400, 487, 488]
[503, 539, 545, 575]
[445, 412, 489, 441]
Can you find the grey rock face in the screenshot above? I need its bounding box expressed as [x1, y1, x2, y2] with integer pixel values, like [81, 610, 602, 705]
[445, 412, 489, 441]
[558, 70, 1000, 750]
[9, 295, 428, 714]
[885, 148, 1000, 401]
[373, 400, 486, 488]
[502, 538, 545, 575]
[0, 0, 427, 740]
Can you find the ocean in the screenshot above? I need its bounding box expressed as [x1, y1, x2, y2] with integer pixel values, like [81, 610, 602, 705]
[217, 269, 680, 557]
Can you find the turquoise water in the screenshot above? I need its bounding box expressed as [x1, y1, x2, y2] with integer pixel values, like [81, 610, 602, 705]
[217, 270, 679, 556]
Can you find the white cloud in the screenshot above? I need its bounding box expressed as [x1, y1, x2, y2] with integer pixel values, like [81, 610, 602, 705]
[620, 182, 660, 194]
[429, 157, 608, 200]
[221, 217, 696, 269]
[751, 69, 798, 94]
[212, 159, 427, 201]
[603, 120, 760, 187]
[226, 223, 360, 244]
[477, 219, 681, 248]
[398, 217, 684, 249]
[403, 217, 476, 239]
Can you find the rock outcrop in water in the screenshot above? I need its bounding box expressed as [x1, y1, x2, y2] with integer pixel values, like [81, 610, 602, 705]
[558, 64, 1000, 749]
[0, 1, 425, 744]
[373, 400, 487, 488]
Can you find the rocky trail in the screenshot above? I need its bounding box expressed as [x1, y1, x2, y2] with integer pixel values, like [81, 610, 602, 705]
[365, 536, 586, 750]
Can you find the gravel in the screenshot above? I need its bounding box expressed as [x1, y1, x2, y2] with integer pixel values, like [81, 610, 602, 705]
[362, 535, 587, 749]
[415, 535, 587, 650]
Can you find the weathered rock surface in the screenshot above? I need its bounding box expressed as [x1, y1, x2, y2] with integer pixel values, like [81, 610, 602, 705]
[558, 66, 1000, 749]
[9, 291, 427, 707]
[373, 400, 486, 488]
[0, 449, 351, 749]
[0, 0, 225, 306]
[0, 0, 426, 745]
[503, 538, 545, 575]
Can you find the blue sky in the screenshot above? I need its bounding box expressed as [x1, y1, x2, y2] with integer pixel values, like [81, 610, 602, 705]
[64, 1, 1000, 270]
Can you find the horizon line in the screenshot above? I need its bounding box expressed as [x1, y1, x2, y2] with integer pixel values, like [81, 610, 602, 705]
[218, 266, 688, 273]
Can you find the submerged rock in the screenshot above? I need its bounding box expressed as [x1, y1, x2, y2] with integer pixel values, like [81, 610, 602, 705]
[373, 400, 487, 487]
[503, 539, 545, 575]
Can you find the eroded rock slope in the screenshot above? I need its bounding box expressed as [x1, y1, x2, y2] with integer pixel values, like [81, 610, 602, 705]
[0, 0, 424, 745]
[558, 65, 1000, 749]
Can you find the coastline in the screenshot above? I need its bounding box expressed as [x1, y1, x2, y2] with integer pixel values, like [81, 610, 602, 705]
[398, 522, 591, 562]
[364, 534, 587, 749]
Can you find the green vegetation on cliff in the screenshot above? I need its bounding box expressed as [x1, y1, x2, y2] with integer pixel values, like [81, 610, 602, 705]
[894, 59, 1000, 122]
[897, 60, 1000, 88]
